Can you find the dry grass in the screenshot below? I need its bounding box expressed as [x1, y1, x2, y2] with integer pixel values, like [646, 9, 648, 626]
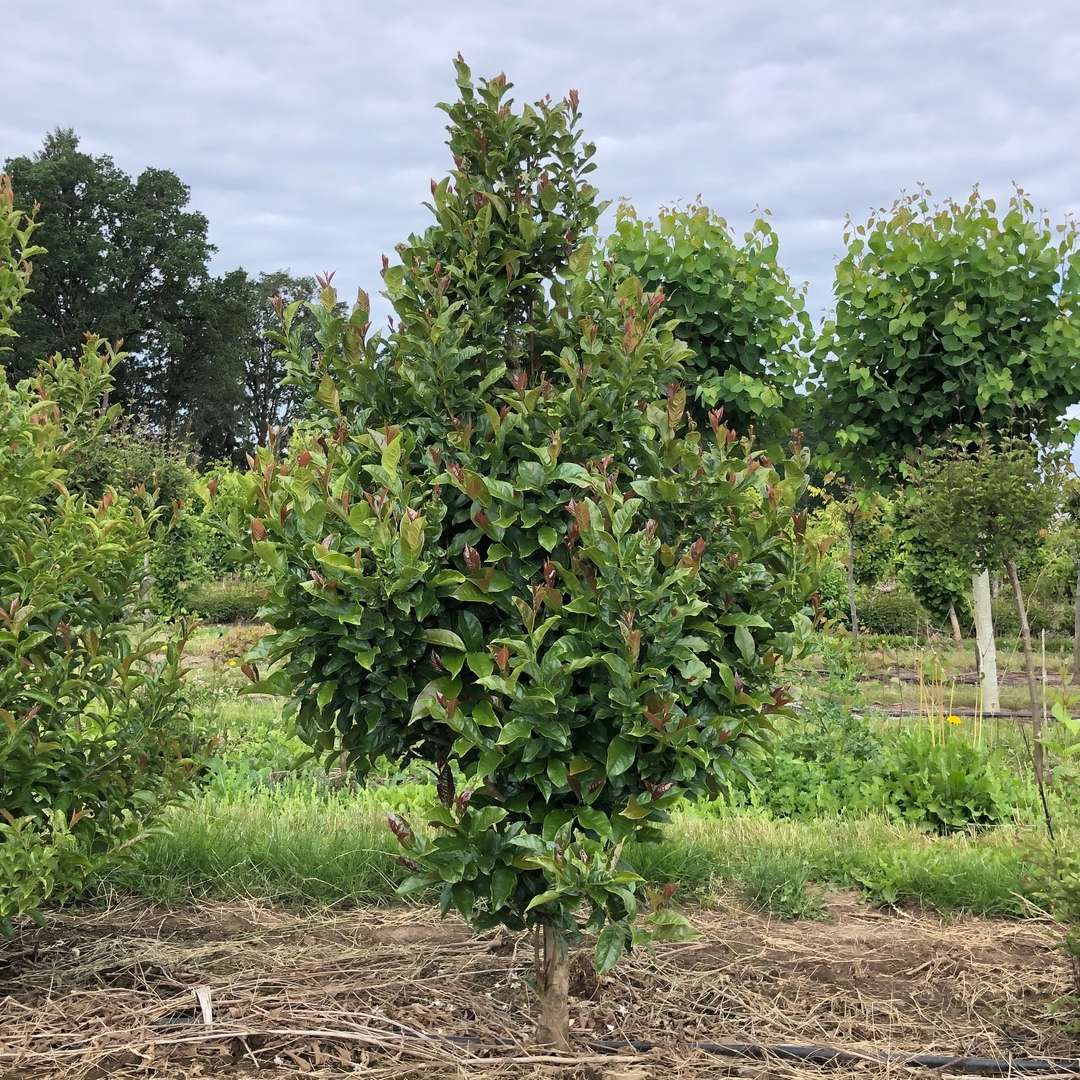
[1, 894, 1076, 1079]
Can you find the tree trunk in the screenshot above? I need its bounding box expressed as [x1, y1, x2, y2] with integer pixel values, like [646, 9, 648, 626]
[1007, 559, 1044, 786]
[536, 924, 570, 1049]
[971, 569, 999, 714]
[948, 604, 962, 642]
[846, 513, 859, 639]
[1072, 561, 1080, 685]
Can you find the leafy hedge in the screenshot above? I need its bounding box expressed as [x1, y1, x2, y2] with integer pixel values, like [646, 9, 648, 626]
[855, 587, 932, 636]
[184, 577, 269, 623]
[991, 594, 1072, 637]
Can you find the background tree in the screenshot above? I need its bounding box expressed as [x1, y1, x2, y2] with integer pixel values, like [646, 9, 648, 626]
[3, 130, 215, 413]
[814, 187, 1080, 711]
[609, 201, 810, 440]
[217, 62, 818, 1047]
[238, 270, 316, 453]
[1064, 478, 1080, 686]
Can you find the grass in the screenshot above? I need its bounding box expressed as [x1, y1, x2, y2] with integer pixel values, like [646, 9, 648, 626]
[94, 624, 1071, 923]
[92, 778, 1056, 920]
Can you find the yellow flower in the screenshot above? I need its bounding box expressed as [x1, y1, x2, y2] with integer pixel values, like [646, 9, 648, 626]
[946, 714, 962, 725]
[227, 658, 238, 668]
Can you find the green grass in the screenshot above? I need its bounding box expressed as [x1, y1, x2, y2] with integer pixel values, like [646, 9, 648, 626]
[105, 626, 1068, 922]
[93, 780, 1055, 919]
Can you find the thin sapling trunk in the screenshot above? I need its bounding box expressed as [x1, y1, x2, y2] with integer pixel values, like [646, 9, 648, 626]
[948, 603, 962, 642]
[536, 924, 570, 1049]
[1006, 559, 1045, 785]
[846, 511, 859, 639]
[971, 568, 1000, 714]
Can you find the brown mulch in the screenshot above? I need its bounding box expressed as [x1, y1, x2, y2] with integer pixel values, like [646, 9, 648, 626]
[0, 893, 1075, 1079]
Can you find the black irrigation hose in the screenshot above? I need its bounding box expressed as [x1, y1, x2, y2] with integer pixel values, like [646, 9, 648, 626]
[586, 1038, 1080, 1075]
[437, 1034, 1080, 1076]
[150, 1015, 1080, 1075]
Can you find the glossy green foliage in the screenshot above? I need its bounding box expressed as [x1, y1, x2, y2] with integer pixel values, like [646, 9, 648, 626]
[816, 188, 1080, 483]
[220, 62, 817, 972]
[609, 202, 810, 438]
[0, 181, 196, 929]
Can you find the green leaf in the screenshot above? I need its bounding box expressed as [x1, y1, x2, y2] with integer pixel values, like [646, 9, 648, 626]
[396, 875, 433, 896]
[606, 736, 635, 777]
[594, 924, 627, 974]
[451, 883, 475, 921]
[538, 526, 558, 552]
[466, 651, 494, 678]
[315, 372, 340, 414]
[491, 865, 515, 909]
[546, 758, 568, 787]
[734, 624, 755, 663]
[469, 806, 508, 830]
[525, 887, 566, 911]
[422, 628, 467, 651]
[649, 908, 699, 942]
[577, 806, 612, 838]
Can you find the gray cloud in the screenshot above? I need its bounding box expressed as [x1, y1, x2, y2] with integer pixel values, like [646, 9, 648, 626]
[5, 0, 1080, 328]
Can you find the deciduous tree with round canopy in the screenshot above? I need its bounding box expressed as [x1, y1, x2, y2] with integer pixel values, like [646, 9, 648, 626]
[814, 187, 1080, 708]
[609, 201, 810, 440]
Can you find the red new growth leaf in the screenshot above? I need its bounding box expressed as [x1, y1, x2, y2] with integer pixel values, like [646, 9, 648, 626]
[464, 543, 481, 572]
[387, 814, 414, 847]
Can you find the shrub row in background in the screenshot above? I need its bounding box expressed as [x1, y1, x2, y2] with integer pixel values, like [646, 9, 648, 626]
[991, 594, 1074, 638]
[183, 577, 270, 623]
[855, 586, 934, 637]
[706, 700, 1029, 833]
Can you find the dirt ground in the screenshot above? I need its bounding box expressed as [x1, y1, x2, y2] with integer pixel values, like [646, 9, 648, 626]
[1, 893, 1076, 1079]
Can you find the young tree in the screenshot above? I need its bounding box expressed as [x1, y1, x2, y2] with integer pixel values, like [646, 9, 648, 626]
[815, 188, 1080, 710]
[0, 176, 195, 928]
[909, 436, 1061, 781]
[608, 202, 810, 440]
[219, 62, 817, 1046]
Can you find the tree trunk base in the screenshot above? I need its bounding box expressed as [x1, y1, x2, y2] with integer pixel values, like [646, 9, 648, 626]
[536, 925, 570, 1049]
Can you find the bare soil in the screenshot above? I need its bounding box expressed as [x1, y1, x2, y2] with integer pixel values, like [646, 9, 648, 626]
[1, 893, 1075, 1079]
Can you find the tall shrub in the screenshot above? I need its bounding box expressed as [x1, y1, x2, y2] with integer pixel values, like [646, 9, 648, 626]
[0, 177, 195, 929]
[223, 62, 818, 1045]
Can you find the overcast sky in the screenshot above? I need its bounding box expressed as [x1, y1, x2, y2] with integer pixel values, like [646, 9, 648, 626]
[4, 1, 1079, 324]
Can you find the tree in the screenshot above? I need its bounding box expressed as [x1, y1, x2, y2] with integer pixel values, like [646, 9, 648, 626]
[609, 202, 810, 439]
[239, 270, 316, 453]
[0, 176, 195, 928]
[165, 269, 317, 464]
[217, 62, 818, 1046]
[815, 188, 1080, 710]
[909, 436, 1061, 781]
[3, 129, 215, 425]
